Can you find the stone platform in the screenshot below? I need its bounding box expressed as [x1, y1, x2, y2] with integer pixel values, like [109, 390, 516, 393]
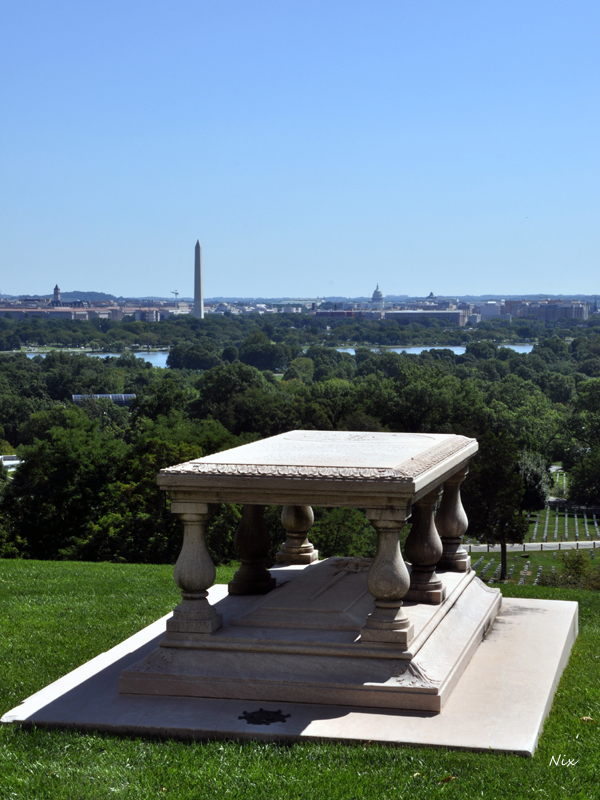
[2, 581, 577, 755]
[120, 561, 500, 712]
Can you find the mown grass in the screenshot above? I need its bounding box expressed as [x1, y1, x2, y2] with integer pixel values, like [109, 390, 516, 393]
[1, 560, 599, 799]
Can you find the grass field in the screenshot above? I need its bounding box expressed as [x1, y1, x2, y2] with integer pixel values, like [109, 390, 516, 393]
[1, 559, 599, 799]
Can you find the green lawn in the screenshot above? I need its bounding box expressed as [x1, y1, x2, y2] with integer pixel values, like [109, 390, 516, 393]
[1, 559, 599, 799]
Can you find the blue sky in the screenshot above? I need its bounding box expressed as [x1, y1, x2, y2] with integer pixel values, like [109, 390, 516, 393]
[1, 1, 599, 298]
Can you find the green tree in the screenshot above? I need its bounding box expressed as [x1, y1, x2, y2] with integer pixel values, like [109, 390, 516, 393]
[167, 341, 221, 371]
[310, 508, 377, 558]
[222, 345, 239, 363]
[131, 373, 193, 421]
[568, 447, 600, 506]
[518, 450, 551, 511]
[462, 432, 528, 580]
[283, 357, 315, 383]
[239, 330, 296, 371]
[0, 407, 127, 559]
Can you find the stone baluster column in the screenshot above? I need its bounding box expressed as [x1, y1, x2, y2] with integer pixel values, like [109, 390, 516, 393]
[275, 505, 319, 565]
[360, 509, 414, 647]
[435, 466, 471, 572]
[165, 500, 222, 638]
[404, 487, 446, 604]
[228, 505, 277, 595]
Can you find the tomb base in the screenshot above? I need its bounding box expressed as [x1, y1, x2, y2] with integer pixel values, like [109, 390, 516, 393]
[1, 585, 578, 756]
[437, 552, 471, 572]
[119, 559, 500, 712]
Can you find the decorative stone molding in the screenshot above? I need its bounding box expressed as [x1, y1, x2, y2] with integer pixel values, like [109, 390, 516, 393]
[160, 436, 474, 483]
[395, 661, 441, 688]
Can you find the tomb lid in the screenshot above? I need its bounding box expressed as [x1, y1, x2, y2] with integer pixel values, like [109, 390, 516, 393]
[158, 430, 477, 497]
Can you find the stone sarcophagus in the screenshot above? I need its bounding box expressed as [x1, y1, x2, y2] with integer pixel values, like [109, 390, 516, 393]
[119, 430, 500, 712]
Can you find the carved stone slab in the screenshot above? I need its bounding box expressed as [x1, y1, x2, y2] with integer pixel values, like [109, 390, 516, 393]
[157, 431, 478, 507]
[231, 557, 374, 631]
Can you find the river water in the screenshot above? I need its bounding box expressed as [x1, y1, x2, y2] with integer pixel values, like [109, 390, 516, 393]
[335, 344, 534, 356]
[24, 342, 534, 368]
[24, 350, 171, 367]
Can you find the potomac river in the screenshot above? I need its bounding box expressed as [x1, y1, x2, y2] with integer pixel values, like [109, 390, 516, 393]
[25, 343, 534, 369]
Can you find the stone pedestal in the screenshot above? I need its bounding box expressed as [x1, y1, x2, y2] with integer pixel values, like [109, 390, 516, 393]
[360, 510, 414, 647]
[164, 501, 222, 637]
[228, 505, 277, 595]
[275, 505, 319, 565]
[436, 467, 471, 572]
[404, 488, 446, 604]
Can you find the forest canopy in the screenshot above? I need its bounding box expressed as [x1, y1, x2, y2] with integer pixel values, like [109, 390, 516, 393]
[1, 315, 599, 564]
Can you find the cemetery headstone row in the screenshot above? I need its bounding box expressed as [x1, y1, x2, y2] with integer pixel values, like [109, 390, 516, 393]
[517, 560, 531, 586]
[532, 512, 540, 541]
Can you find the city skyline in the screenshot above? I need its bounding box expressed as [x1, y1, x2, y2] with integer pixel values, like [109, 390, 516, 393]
[1, 3, 599, 297]
[1, 285, 599, 304]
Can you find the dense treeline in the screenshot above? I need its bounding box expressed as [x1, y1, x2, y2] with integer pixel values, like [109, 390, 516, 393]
[0, 321, 599, 566]
[2, 308, 600, 352]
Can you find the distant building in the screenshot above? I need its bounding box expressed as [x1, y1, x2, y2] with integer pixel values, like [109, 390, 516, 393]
[1, 308, 87, 320]
[502, 299, 589, 321]
[385, 309, 467, 326]
[315, 309, 383, 320]
[72, 394, 137, 406]
[0, 455, 21, 473]
[134, 309, 160, 322]
[52, 284, 61, 305]
[476, 301, 504, 319]
[370, 284, 384, 308]
[535, 301, 588, 321]
[193, 240, 204, 319]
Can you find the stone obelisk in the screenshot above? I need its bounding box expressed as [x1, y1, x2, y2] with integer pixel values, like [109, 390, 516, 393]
[193, 240, 204, 319]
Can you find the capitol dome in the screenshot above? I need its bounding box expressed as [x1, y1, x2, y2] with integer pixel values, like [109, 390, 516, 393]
[371, 284, 383, 303]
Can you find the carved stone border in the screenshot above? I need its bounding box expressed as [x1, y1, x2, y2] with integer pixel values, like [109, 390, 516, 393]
[160, 436, 474, 482]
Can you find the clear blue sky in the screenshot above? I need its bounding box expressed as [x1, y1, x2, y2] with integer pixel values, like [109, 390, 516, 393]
[1, 1, 599, 298]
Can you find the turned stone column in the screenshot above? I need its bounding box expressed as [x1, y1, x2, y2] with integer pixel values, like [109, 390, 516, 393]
[228, 505, 277, 595]
[360, 509, 414, 648]
[436, 466, 471, 572]
[165, 501, 222, 637]
[404, 487, 446, 604]
[276, 505, 319, 565]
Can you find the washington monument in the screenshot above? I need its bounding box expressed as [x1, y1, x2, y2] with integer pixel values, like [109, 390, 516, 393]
[193, 240, 204, 319]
